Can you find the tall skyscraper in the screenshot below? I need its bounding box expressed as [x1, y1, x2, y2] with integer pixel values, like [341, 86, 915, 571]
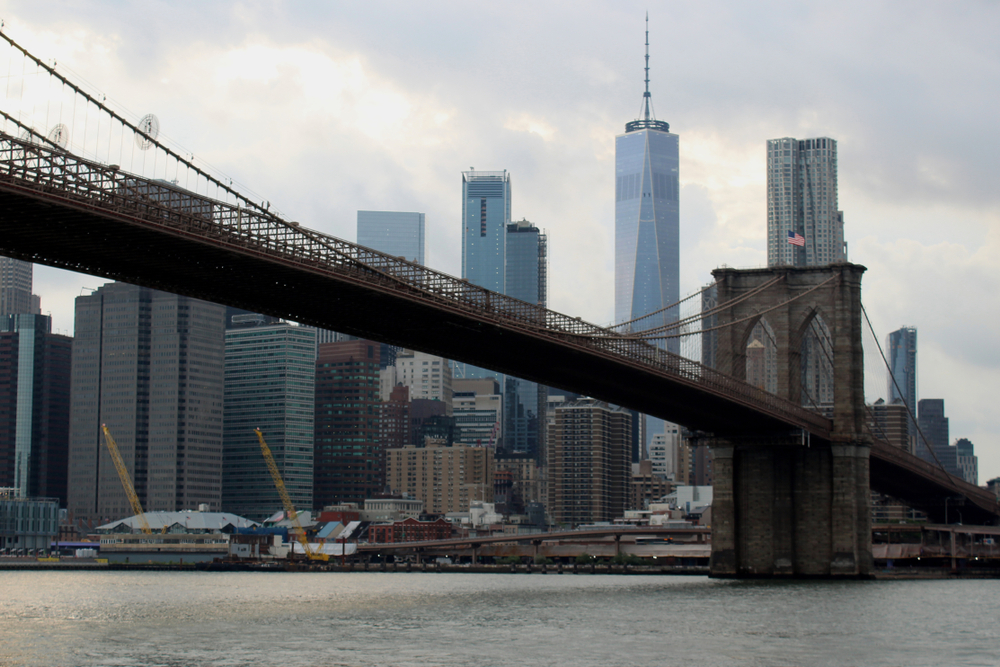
[615, 18, 679, 354]
[357, 211, 426, 265]
[0, 314, 72, 503]
[615, 17, 678, 455]
[504, 219, 548, 459]
[67, 283, 226, 524]
[314, 340, 382, 506]
[223, 322, 316, 522]
[462, 170, 510, 294]
[888, 326, 917, 410]
[0, 257, 39, 319]
[916, 398, 948, 464]
[766, 137, 846, 267]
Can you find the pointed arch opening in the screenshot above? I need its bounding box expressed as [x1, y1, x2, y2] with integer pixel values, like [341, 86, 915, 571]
[798, 310, 834, 415]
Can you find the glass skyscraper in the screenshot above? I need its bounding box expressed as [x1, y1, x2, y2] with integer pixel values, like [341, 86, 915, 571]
[357, 210, 426, 265]
[0, 256, 39, 319]
[462, 170, 510, 293]
[615, 18, 678, 454]
[614, 30, 679, 355]
[504, 220, 547, 459]
[766, 137, 846, 267]
[223, 322, 316, 522]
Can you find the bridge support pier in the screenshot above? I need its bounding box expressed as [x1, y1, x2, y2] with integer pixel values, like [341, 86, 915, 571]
[710, 439, 873, 578]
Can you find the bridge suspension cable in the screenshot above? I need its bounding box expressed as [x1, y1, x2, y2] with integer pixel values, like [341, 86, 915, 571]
[0, 27, 270, 214]
[618, 275, 785, 339]
[610, 280, 720, 330]
[860, 304, 961, 486]
[631, 275, 839, 342]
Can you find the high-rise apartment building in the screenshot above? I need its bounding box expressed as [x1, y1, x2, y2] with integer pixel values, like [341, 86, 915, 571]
[385, 442, 494, 514]
[394, 349, 452, 412]
[766, 137, 846, 267]
[67, 283, 226, 524]
[0, 257, 39, 319]
[547, 398, 631, 526]
[314, 340, 382, 506]
[357, 210, 426, 265]
[462, 170, 511, 293]
[0, 314, 72, 503]
[223, 322, 316, 522]
[615, 21, 679, 354]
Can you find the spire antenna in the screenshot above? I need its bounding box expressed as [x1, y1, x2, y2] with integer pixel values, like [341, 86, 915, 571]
[626, 13, 669, 133]
[643, 12, 651, 121]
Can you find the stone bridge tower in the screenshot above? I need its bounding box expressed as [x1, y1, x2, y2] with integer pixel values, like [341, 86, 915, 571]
[707, 263, 873, 578]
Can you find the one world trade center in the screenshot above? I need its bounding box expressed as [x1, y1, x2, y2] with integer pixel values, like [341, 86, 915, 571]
[615, 16, 679, 356]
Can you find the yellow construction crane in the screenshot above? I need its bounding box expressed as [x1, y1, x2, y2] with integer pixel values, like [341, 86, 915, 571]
[254, 428, 327, 561]
[101, 424, 152, 535]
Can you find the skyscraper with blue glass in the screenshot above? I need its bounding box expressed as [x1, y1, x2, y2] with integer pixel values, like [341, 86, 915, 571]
[504, 220, 547, 459]
[614, 21, 679, 356]
[357, 210, 425, 265]
[462, 170, 511, 293]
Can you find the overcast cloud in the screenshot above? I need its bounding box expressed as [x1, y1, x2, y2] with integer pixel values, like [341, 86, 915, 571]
[3, 1, 998, 479]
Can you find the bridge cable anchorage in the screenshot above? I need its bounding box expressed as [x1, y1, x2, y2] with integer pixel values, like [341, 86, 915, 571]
[618, 275, 787, 338]
[610, 279, 722, 330]
[628, 275, 839, 342]
[0, 30, 268, 215]
[861, 303, 962, 487]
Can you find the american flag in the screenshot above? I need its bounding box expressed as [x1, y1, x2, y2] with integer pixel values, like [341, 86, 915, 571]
[787, 231, 805, 247]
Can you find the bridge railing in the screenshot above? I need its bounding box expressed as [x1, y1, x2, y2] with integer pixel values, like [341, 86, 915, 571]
[0, 133, 831, 436]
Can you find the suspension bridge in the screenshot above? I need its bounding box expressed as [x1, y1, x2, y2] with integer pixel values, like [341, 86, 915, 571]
[0, 29, 995, 577]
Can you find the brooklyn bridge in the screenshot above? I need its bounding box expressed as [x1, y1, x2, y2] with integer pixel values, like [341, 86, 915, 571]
[0, 30, 995, 578]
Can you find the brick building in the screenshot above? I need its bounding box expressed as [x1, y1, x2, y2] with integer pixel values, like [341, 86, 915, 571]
[386, 443, 494, 514]
[368, 516, 452, 543]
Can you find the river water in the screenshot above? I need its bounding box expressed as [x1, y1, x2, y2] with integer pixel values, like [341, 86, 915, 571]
[1, 571, 997, 666]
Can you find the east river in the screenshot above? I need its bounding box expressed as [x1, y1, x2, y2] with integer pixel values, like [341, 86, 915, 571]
[1, 571, 998, 666]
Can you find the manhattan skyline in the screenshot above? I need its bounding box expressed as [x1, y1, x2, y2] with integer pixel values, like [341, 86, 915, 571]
[1, 1, 997, 480]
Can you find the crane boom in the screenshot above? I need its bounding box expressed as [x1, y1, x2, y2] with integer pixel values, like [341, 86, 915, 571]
[254, 429, 327, 561]
[101, 424, 152, 535]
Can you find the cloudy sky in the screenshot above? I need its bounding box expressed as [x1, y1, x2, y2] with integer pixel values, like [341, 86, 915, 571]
[3, 1, 998, 480]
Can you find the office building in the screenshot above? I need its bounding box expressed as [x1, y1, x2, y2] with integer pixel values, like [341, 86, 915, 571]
[314, 340, 382, 506]
[453, 378, 503, 448]
[868, 399, 913, 453]
[462, 170, 511, 293]
[615, 20, 678, 454]
[630, 460, 673, 511]
[615, 20, 679, 354]
[386, 442, 494, 514]
[379, 384, 410, 451]
[954, 438, 978, 486]
[648, 421, 680, 480]
[0, 490, 58, 553]
[547, 398, 631, 526]
[67, 283, 226, 525]
[0, 257, 39, 319]
[503, 219, 549, 460]
[0, 314, 72, 503]
[887, 326, 918, 441]
[223, 322, 316, 522]
[766, 136, 846, 267]
[916, 398, 948, 458]
[357, 210, 425, 265]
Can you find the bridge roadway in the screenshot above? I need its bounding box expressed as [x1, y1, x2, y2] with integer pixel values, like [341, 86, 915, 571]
[356, 526, 711, 561]
[0, 135, 997, 522]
